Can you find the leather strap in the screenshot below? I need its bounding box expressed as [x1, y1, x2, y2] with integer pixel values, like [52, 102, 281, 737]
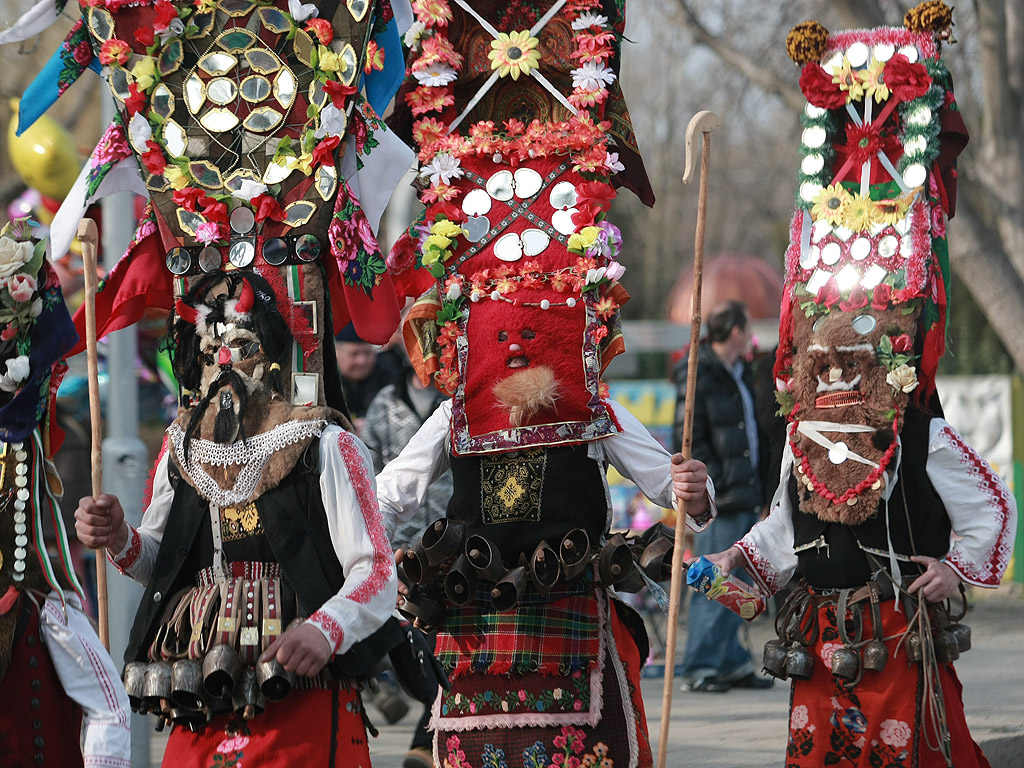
[188, 583, 220, 659]
[262, 577, 282, 652]
[215, 578, 244, 647]
[238, 578, 262, 664]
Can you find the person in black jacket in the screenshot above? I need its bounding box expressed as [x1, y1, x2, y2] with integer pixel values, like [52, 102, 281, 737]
[673, 300, 772, 692]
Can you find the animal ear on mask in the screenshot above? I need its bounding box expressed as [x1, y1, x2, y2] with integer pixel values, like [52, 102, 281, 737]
[175, 298, 200, 325]
[226, 278, 254, 320]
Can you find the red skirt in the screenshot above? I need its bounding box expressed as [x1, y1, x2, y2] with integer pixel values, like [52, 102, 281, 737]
[786, 599, 989, 768]
[162, 685, 370, 768]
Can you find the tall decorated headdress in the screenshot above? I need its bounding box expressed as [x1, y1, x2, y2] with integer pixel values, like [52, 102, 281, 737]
[0, 219, 84, 613]
[1, 0, 418, 411]
[387, 0, 652, 454]
[774, 1, 967, 522]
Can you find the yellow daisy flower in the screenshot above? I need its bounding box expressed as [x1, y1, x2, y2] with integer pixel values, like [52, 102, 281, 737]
[488, 31, 541, 80]
[873, 194, 912, 226]
[860, 58, 890, 103]
[810, 184, 851, 225]
[131, 57, 158, 91]
[842, 192, 876, 230]
[832, 58, 864, 102]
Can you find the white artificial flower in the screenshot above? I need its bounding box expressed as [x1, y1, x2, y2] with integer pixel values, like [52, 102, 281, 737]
[288, 0, 318, 22]
[231, 180, 269, 202]
[571, 12, 608, 30]
[413, 64, 458, 87]
[585, 266, 607, 285]
[571, 61, 616, 92]
[603, 152, 625, 173]
[128, 112, 153, 152]
[30, 297, 42, 318]
[886, 364, 919, 393]
[5, 355, 30, 385]
[445, 282, 462, 301]
[315, 103, 347, 138]
[421, 153, 464, 186]
[157, 17, 185, 44]
[0, 236, 34, 279]
[404, 20, 426, 50]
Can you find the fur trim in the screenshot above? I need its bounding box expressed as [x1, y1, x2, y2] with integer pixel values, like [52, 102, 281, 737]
[492, 366, 560, 427]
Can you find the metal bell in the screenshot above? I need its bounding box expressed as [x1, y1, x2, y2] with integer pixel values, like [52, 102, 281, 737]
[904, 631, 923, 663]
[203, 643, 243, 697]
[465, 535, 505, 582]
[255, 657, 296, 702]
[444, 554, 478, 606]
[490, 566, 527, 612]
[170, 706, 208, 731]
[948, 623, 972, 653]
[529, 541, 560, 593]
[639, 536, 674, 582]
[862, 639, 888, 672]
[142, 661, 173, 713]
[421, 518, 466, 566]
[830, 646, 860, 680]
[785, 644, 815, 680]
[762, 639, 789, 680]
[232, 666, 265, 720]
[398, 585, 446, 631]
[597, 533, 634, 586]
[401, 543, 439, 585]
[170, 658, 206, 710]
[123, 661, 149, 712]
[934, 630, 960, 663]
[558, 528, 591, 581]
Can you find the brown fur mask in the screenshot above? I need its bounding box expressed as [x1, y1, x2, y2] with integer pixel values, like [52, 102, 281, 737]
[787, 304, 920, 523]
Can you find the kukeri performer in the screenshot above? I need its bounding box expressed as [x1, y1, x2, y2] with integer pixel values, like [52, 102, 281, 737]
[0, 220, 130, 768]
[707, 4, 1016, 767]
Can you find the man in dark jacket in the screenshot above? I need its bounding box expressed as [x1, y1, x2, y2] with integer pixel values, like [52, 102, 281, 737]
[673, 300, 772, 692]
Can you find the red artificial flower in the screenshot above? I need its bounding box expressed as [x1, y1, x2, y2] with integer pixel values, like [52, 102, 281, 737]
[884, 54, 932, 103]
[838, 286, 868, 312]
[364, 40, 385, 73]
[591, 325, 609, 343]
[99, 38, 131, 66]
[431, 202, 464, 223]
[842, 121, 886, 167]
[312, 135, 341, 168]
[576, 180, 616, 212]
[0, 326, 17, 341]
[173, 186, 206, 211]
[890, 333, 914, 353]
[133, 26, 155, 47]
[305, 18, 333, 45]
[141, 140, 167, 174]
[323, 79, 357, 109]
[124, 82, 147, 116]
[153, 0, 178, 31]
[251, 193, 286, 223]
[815, 277, 841, 308]
[799, 62, 847, 110]
[871, 282, 892, 310]
[199, 196, 228, 224]
[570, 204, 600, 229]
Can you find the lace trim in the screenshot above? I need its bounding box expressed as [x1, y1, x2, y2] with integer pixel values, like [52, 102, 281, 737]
[168, 419, 327, 507]
[109, 526, 142, 575]
[736, 540, 784, 595]
[309, 610, 345, 654]
[939, 426, 1014, 587]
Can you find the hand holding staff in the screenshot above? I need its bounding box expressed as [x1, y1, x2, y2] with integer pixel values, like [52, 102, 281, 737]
[657, 110, 721, 768]
[77, 217, 109, 650]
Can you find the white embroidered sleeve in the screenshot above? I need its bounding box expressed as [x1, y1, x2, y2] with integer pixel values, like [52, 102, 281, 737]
[374, 399, 453, 541]
[603, 400, 717, 531]
[107, 447, 172, 585]
[735, 444, 798, 596]
[927, 419, 1018, 588]
[310, 427, 398, 655]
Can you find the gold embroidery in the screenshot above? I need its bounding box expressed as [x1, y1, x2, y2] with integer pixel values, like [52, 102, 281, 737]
[220, 503, 263, 540]
[480, 450, 545, 524]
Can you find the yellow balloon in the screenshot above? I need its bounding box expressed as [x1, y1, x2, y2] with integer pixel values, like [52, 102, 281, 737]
[7, 98, 82, 200]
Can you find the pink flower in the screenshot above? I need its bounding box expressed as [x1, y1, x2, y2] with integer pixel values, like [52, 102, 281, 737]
[573, 699, 583, 711]
[790, 704, 809, 730]
[215, 734, 249, 753]
[880, 718, 911, 748]
[73, 41, 93, 66]
[195, 221, 222, 245]
[931, 204, 946, 238]
[819, 642, 841, 667]
[356, 215, 378, 255]
[6, 272, 37, 302]
[99, 38, 131, 66]
[0, 326, 16, 341]
[518, 689, 527, 702]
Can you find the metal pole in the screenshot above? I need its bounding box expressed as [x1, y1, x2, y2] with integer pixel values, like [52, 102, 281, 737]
[99, 86, 151, 768]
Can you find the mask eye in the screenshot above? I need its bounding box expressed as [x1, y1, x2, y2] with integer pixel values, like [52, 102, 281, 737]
[521, 329, 535, 340]
[498, 330, 508, 342]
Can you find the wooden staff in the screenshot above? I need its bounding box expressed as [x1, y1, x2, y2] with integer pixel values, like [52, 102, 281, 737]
[657, 110, 720, 768]
[77, 217, 109, 650]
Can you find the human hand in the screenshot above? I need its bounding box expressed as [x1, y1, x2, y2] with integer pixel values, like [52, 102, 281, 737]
[74, 495, 128, 552]
[394, 548, 410, 606]
[908, 556, 961, 603]
[670, 454, 709, 517]
[259, 622, 332, 677]
[701, 547, 745, 576]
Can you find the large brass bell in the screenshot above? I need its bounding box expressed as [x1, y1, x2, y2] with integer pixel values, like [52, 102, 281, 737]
[255, 657, 296, 702]
[638, 536, 673, 582]
[830, 646, 860, 680]
[142, 661, 173, 714]
[597, 533, 634, 586]
[529, 541, 560, 593]
[558, 528, 591, 581]
[203, 643, 243, 697]
[401, 542, 438, 585]
[785, 644, 815, 679]
[443, 554, 478, 606]
[862, 639, 888, 672]
[466, 535, 504, 582]
[762, 639, 789, 680]
[170, 658, 205, 710]
[421, 518, 465, 566]
[491, 566, 527, 612]
[123, 661, 149, 712]
[232, 666, 265, 720]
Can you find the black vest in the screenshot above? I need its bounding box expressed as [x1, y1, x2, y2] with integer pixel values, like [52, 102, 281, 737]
[791, 409, 951, 589]
[447, 444, 608, 564]
[125, 442, 400, 675]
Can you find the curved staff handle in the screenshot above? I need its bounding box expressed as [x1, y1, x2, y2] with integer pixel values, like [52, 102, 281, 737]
[78, 217, 109, 650]
[657, 110, 720, 768]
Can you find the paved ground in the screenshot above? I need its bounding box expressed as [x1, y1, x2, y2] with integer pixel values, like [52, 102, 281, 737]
[146, 591, 1024, 768]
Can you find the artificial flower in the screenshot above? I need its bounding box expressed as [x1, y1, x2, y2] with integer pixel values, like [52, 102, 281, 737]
[886, 364, 919, 393]
[0, 355, 30, 391]
[252, 193, 286, 222]
[133, 26, 155, 48]
[591, 325, 609, 343]
[173, 187, 206, 210]
[435, 368, 459, 393]
[874, 195, 911, 227]
[572, 30, 615, 63]
[318, 47, 344, 72]
[194, 0, 216, 12]
[567, 226, 600, 253]
[421, 184, 459, 203]
[194, 221, 222, 245]
[488, 31, 541, 80]
[570, 60, 615, 91]
[420, 35, 464, 67]
[890, 333, 914, 353]
[288, 0, 318, 22]
[157, 16, 184, 43]
[870, 282, 893, 310]
[406, 86, 455, 116]
[4, 272, 36, 303]
[838, 286, 868, 312]
[571, 12, 608, 30]
[884, 54, 932, 102]
[842, 192, 877, 231]
[593, 295, 618, 320]
[124, 82, 147, 116]
[412, 0, 452, 28]
[431, 218, 465, 239]
[163, 166, 189, 189]
[798, 62, 847, 110]
[568, 88, 606, 109]
[810, 184, 851, 225]
[230, 180, 269, 202]
[312, 134, 341, 168]
[412, 117, 447, 148]
[831, 58, 865, 101]
[315, 103, 348, 139]
[842, 120, 885, 167]
[323, 80, 358, 108]
[306, 18, 333, 45]
[604, 260, 625, 281]
[141, 140, 168, 174]
[421, 153, 464, 186]
[364, 40, 385, 73]
[199, 197, 228, 224]
[815, 277, 841, 307]
[412, 63, 458, 87]
[603, 151, 624, 173]
[153, 1, 178, 32]
[403, 20, 426, 49]
[99, 38, 131, 66]
[131, 57, 158, 91]
[860, 58, 890, 103]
